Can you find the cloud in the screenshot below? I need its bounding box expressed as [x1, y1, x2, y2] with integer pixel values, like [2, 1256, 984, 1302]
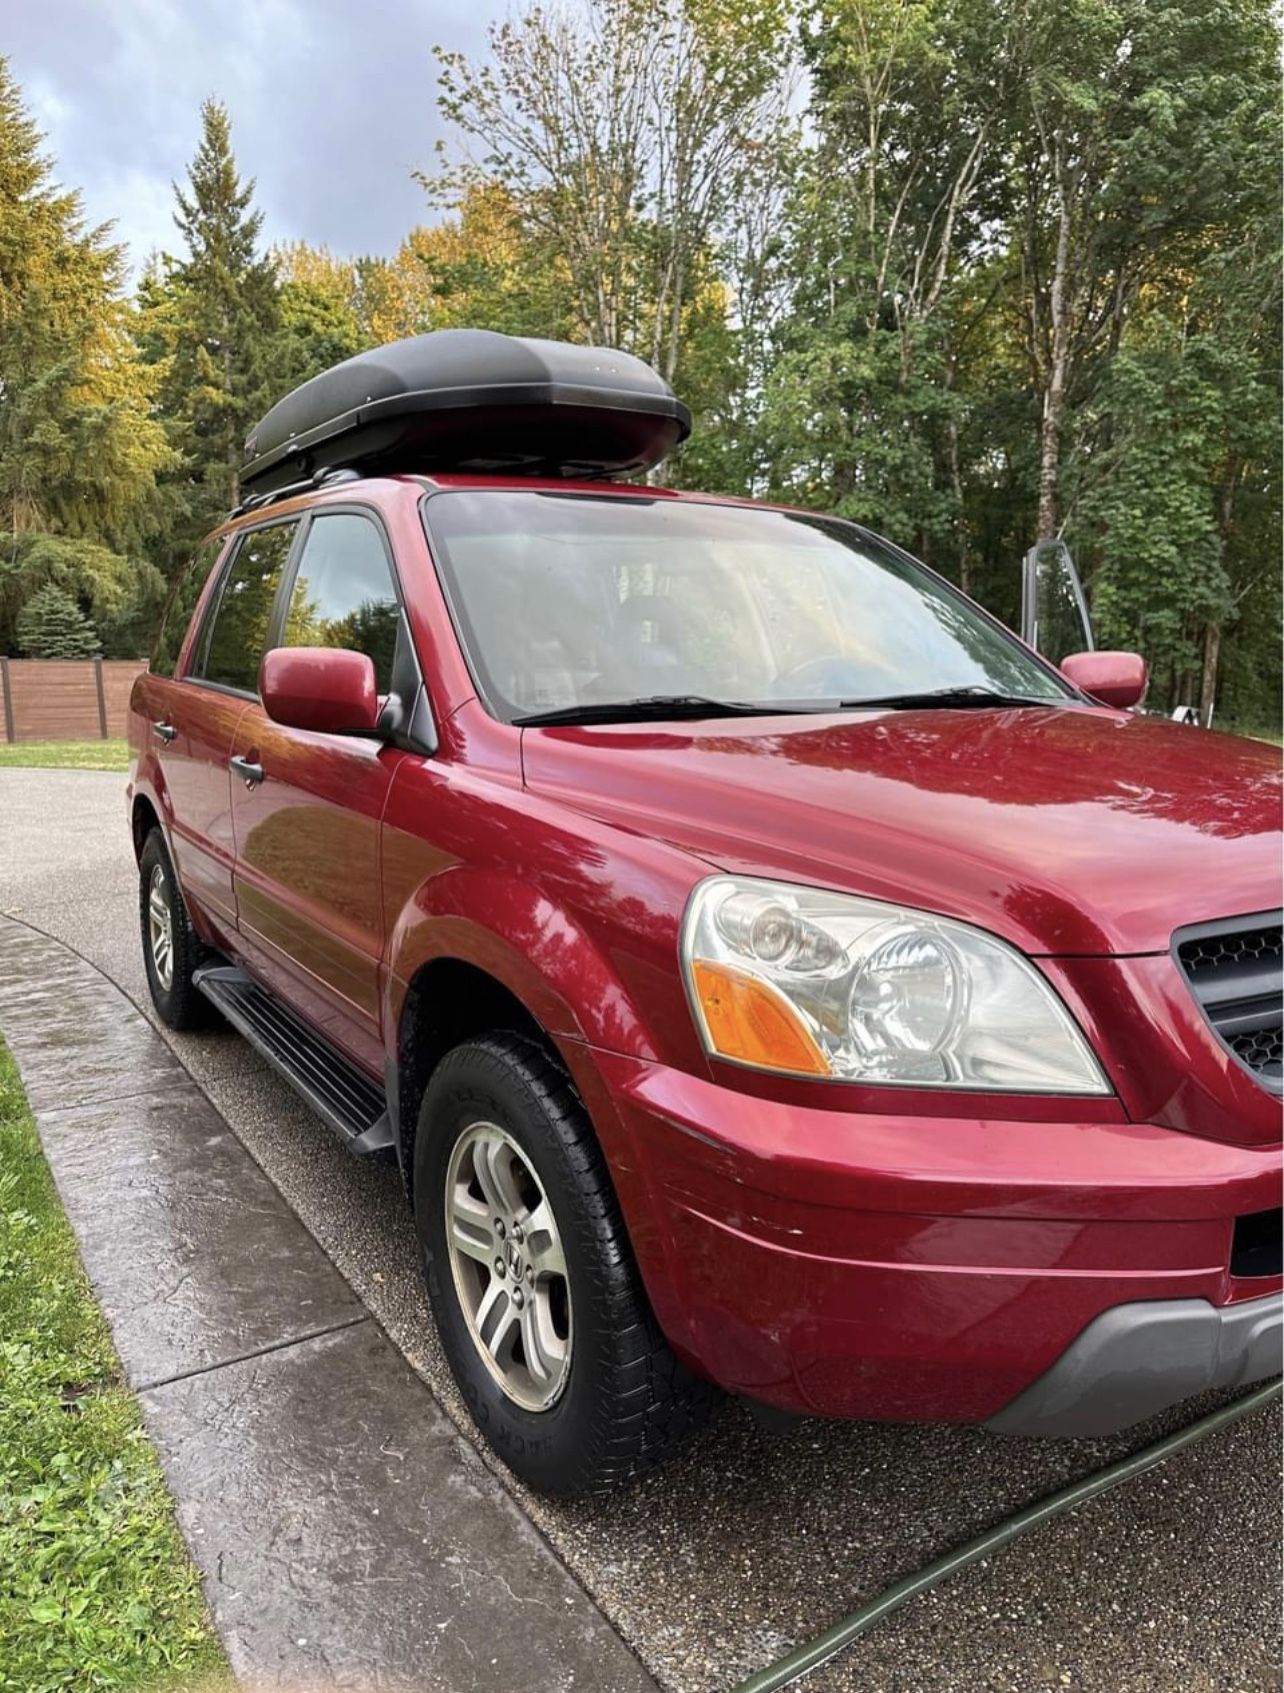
[8, 0, 492, 274]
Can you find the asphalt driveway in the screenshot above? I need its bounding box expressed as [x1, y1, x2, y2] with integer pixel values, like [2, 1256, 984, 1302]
[2, 766, 1279, 1693]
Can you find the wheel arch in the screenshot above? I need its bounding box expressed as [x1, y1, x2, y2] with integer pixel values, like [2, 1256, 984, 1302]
[130, 792, 162, 861]
[395, 956, 556, 1195]
[392, 947, 697, 1379]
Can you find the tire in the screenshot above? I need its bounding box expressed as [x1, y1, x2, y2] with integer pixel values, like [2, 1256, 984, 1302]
[138, 828, 210, 1030]
[414, 1034, 718, 1496]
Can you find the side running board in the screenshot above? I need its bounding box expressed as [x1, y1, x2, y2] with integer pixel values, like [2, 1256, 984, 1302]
[193, 964, 394, 1159]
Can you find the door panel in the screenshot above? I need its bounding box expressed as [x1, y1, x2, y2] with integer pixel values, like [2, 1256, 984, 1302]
[230, 704, 394, 1072]
[229, 509, 406, 1075]
[162, 685, 247, 936]
[140, 537, 243, 939]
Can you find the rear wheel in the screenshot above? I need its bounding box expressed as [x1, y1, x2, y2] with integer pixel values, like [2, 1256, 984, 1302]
[414, 1034, 717, 1495]
[138, 829, 209, 1030]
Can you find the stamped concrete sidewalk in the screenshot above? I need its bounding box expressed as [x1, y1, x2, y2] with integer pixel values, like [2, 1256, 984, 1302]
[0, 915, 655, 1692]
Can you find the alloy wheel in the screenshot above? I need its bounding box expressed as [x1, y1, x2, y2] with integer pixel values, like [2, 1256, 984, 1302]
[444, 1120, 572, 1411]
[147, 863, 174, 991]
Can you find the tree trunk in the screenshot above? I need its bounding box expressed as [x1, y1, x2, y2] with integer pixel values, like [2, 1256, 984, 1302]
[1036, 195, 1073, 541]
[947, 415, 969, 593]
[1199, 622, 1221, 727]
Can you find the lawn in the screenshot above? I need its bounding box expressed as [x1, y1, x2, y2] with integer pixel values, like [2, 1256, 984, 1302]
[0, 739, 130, 772]
[0, 1041, 229, 1693]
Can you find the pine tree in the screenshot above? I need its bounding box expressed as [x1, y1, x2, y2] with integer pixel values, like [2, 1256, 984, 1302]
[143, 99, 280, 563]
[0, 57, 169, 551]
[15, 583, 100, 658]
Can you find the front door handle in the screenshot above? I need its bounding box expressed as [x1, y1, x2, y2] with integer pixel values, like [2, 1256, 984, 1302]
[229, 754, 265, 787]
[152, 720, 177, 743]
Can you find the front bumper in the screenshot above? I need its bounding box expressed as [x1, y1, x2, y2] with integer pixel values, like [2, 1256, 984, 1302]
[986, 1290, 1282, 1435]
[592, 1052, 1283, 1427]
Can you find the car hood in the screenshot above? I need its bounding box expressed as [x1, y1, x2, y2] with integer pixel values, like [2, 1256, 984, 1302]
[521, 705, 1282, 956]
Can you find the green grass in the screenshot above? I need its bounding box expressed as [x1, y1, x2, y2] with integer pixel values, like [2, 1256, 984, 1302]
[0, 1043, 229, 1693]
[0, 739, 129, 772]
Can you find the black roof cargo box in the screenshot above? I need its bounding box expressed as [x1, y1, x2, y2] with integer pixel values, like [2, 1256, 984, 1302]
[241, 329, 691, 494]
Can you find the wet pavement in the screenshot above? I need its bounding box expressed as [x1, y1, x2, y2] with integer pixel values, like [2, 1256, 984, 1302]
[0, 916, 655, 1693]
[1, 767, 1279, 1693]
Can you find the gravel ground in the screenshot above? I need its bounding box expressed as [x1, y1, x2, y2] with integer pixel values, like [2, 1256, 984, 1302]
[2, 766, 1279, 1693]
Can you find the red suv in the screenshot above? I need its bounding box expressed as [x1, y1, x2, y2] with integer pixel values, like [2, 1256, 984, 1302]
[129, 332, 1282, 1496]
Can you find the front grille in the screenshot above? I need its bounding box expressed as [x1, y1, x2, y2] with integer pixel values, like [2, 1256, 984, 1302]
[1175, 912, 1283, 1093]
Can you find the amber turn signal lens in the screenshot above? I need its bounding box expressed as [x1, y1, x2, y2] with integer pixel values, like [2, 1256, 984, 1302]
[690, 959, 830, 1076]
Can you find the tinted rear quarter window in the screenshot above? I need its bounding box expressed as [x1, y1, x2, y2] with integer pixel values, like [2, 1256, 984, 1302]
[198, 521, 298, 692]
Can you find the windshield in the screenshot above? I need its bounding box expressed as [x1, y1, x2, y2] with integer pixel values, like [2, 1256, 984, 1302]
[422, 490, 1072, 722]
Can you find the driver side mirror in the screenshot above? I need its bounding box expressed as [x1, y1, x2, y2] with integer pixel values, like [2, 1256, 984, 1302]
[260, 646, 380, 735]
[1059, 650, 1148, 710]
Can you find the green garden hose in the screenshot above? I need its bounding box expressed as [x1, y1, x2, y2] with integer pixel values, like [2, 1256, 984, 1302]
[730, 1378, 1282, 1693]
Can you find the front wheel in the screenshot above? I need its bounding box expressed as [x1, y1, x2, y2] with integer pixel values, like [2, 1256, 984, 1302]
[414, 1035, 717, 1495]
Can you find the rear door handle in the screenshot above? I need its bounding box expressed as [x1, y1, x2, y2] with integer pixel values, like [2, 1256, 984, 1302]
[152, 720, 177, 743]
[229, 754, 265, 787]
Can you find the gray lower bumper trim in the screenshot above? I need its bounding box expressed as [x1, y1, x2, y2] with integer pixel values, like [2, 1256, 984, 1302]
[987, 1290, 1283, 1437]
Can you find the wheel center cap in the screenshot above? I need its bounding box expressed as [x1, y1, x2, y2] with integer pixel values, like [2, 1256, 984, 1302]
[506, 1242, 524, 1280]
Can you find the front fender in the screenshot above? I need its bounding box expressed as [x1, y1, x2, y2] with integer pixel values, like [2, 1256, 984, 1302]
[384, 864, 659, 1061]
[380, 854, 711, 1368]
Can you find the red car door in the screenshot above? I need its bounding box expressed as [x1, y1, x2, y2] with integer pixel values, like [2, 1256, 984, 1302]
[171, 519, 302, 938]
[229, 508, 403, 1076]
[134, 534, 243, 941]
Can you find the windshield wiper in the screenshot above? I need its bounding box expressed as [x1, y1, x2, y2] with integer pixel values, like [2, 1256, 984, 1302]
[513, 694, 822, 727]
[839, 685, 1062, 712]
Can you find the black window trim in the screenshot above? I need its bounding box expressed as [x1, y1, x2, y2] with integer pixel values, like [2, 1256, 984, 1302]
[289, 501, 436, 755]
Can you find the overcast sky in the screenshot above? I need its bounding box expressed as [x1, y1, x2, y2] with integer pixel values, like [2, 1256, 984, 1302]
[7, 0, 495, 275]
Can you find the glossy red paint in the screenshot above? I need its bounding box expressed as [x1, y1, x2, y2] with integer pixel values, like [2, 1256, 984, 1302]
[519, 706, 1279, 958]
[128, 472, 1283, 1427]
[1060, 648, 1149, 708]
[605, 1052, 1275, 1418]
[260, 646, 379, 736]
[229, 698, 393, 1073]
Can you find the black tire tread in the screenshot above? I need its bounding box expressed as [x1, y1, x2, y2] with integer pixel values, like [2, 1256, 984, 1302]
[139, 828, 212, 1031]
[422, 1032, 718, 1494]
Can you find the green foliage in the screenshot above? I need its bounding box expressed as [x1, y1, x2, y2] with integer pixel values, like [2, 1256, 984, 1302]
[271, 243, 371, 392]
[0, 1042, 229, 1692]
[140, 99, 281, 571]
[0, 534, 165, 659]
[753, 0, 1281, 723]
[6, 7, 1281, 723]
[0, 57, 170, 659]
[14, 585, 99, 658]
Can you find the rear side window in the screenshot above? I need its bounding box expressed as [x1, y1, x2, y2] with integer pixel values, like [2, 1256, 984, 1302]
[198, 521, 298, 693]
[151, 539, 224, 678]
[281, 512, 401, 692]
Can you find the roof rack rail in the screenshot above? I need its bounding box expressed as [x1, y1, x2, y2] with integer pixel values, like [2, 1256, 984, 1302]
[227, 464, 361, 521]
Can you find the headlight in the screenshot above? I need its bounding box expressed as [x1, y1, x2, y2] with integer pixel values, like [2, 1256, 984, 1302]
[681, 876, 1110, 1094]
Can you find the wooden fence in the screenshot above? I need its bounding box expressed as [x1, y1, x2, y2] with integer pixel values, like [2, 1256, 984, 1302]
[0, 658, 148, 743]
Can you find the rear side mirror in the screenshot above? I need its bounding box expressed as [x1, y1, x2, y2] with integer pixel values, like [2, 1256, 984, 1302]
[261, 647, 380, 735]
[1060, 650, 1148, 710]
